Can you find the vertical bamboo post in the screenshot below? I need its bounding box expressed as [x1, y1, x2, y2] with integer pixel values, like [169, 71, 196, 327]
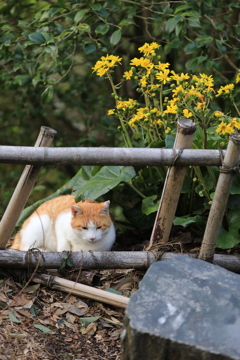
[199, 133, 240, 262]
[148, 118, 197, 249]
[0, 126, 57, 249]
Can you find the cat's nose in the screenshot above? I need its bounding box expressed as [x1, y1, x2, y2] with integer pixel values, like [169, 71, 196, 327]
[90, 237, 96, 241]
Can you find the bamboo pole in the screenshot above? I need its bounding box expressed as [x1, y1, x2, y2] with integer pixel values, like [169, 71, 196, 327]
[32, 273, 129, 308]
[0, 127, 57, 249]
[2, 251, 240, 273]
[0, 147, 228, 167]
[148, 118, 197, 248]
[199, 133, 240, 262]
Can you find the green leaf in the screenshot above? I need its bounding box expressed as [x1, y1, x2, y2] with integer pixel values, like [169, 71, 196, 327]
[196, 35, 213, 47]
[110, 29, 121, 45]
[173, 215, 204, 228]
[104, 287, 122, 295]
[215, 39, 227, 52]
[188, 17, 201, 27]
[41, 85, 54, 104]
[74, 9, 89, 23]
[34, 324, 56, 334]
[8, 312, 22, 323]
[184, 43, 197, 54]
[174, 4, 191, 13]
[95, 23, 110, 35]
[119, 19, 135, 26]
[75, 166, 136, 201]
[30, 305, 38, 316]
[165, 134, 175, 149]
[28, 32, 46, 44]
[80, 316, 101, 326]
[186, 57, 199, 71]
[77, 23, 91, 33]
[83, 43, 96, 54]
[2, 24, 13, 31]
[142, 195, 159, 215]
[0, 301, 7, 308]
[45, 45, 58, 61]
[91, 3, 102, 11]
[72, 166, 97, 191]
[217, 210, 240, 249]
[165, 16, 182, 33]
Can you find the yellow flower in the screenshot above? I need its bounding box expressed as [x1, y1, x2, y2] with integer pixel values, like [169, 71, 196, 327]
[92, 55, 122, 77]
[138, 42, 160, 56]
[213, 111, 223, 117]
[108, 109, 115, 115]
[195, 101, 206, 111]
[183, 109, 193, 118]
[199, 73, 214, 86]
[164, 104, 178, 114]
[124, 70, 133, 80]
[171, 71, 190, 82]
[156, 69, 171, 84]
[172, 85, 184, 97]
[235, 72, 240, 84]
[140, 75, 147, 87]
[216, 122, 234, 134]
[216, 84, 234, 97]
[155, 62, 170, 71]
[128, 107, 150, 126]
[116, 99, 137, 111]
[230, 118, 240, 130]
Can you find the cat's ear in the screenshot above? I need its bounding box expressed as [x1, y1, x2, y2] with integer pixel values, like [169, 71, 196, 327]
[71, 205, 84, 217]
[99, 200, 110, 215]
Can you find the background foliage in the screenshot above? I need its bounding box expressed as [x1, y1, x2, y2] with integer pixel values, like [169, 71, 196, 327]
[1, 0, 240, 246]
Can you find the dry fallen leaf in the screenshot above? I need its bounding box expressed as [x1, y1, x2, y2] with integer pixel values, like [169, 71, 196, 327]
[81, 322, 97, 336]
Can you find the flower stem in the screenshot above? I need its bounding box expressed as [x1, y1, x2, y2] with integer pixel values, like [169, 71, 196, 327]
[108, 71, 133, 148]
[127, 181, 147, 199]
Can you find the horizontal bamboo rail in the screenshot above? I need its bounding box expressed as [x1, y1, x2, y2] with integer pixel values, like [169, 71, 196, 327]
[1, 251, 240, 273]
[0, 146, 228, 166]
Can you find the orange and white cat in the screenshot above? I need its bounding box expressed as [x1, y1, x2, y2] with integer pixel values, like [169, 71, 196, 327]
[11, 195, 116, 252]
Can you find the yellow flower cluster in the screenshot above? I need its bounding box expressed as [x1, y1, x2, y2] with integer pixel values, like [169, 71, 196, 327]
[216, 84, 234, 97]
[129, 107, 162, 127]
[215, 117, 240, 135]
[92, 55, 122, 77]
[138, 42, 161, 57]
[92, 42, 239, 143]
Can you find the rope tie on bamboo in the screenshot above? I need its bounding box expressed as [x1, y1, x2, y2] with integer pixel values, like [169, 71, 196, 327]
[219, 149, 240, 174]
[89, 250, 101, 271]
[25, 248, 43, 276]
[171, 148, 184, 167]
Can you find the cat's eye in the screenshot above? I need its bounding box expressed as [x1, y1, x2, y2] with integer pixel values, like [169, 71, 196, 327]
[96, 226, 102, 229]
[82, 226, 88, 230]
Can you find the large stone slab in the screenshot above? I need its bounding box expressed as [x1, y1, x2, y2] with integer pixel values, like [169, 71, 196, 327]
[122, 255, 240, 360]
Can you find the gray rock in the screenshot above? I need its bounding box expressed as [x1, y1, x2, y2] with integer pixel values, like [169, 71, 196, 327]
[122, 255, 240, 360]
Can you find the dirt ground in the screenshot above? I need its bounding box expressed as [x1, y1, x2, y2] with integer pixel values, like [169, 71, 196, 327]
[0, 265, 143, 360]
[0, 230, 236, 360]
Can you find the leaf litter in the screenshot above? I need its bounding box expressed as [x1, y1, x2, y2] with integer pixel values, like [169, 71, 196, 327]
[0, 267, 142, 360]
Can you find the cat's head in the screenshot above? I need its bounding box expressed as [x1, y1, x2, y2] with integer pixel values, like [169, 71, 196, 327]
[70, 200, 112, 243]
